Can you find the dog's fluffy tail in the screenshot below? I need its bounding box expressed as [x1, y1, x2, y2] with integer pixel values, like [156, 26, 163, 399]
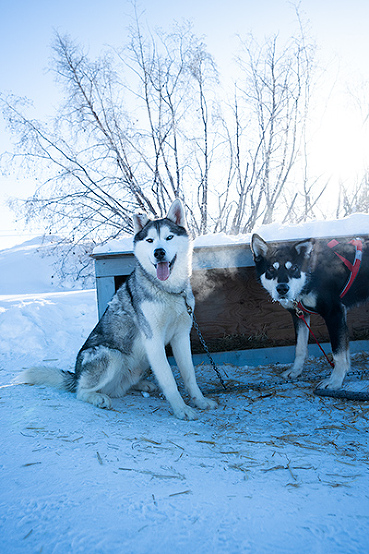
[15, 366, 77, 392]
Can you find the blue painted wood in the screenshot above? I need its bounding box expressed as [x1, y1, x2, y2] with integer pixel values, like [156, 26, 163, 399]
[95, 276, 115, 318]
[94, 255, 136, 278]
[169, 340, 369, 368]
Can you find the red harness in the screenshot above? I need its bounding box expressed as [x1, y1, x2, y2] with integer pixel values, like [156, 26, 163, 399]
[327, 238, 363, 298]
[296, 237, 363, 315]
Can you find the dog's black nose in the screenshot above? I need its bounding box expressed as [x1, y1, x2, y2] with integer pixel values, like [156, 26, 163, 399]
[154, 248, 166, 261]
[276, 283, 289, 297]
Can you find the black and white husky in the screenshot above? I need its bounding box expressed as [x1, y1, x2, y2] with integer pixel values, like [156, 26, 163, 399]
[251, 233, 369, 390]
[18, 200, 217, 420]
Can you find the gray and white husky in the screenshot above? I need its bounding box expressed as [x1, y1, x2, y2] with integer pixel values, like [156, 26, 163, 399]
[18, 200, 217, 420]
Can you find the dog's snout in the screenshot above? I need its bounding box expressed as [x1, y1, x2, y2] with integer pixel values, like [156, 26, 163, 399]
[276, 283, 289, 297]
[154, 248, 166, 261]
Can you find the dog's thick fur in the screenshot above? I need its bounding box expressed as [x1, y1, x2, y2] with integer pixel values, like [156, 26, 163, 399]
[251, 233, 369, 389]
[18, 200, 216, 420]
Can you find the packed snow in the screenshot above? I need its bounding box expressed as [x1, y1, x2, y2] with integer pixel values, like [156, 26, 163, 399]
[1, 220, 369, 553]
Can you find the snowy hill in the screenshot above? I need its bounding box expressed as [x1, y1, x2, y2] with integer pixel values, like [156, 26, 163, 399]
[0, 236, 97, 368]
[1, 227, 369, 553]
[0, 236, 98, 367]
[0, 236, 63, 294]
[0, 235, 95, 294]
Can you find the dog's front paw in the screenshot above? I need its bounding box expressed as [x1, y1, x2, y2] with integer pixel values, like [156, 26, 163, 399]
[317, 375, 344, 391]
[78, 391, 112, 409]
[172, 404, 199, 420]
[92, 393, 112, 409]
[193, 396, 218, 410]
[281, 367, 302, 380]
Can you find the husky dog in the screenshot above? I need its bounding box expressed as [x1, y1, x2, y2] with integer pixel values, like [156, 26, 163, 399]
[251, 233, 369, 390]
[18, 200, 217, 420]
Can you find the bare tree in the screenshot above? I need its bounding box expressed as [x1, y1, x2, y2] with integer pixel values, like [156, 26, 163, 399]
[1, 7, 327, 247]
[336, 175, 369, 217]
[1, 17, 218, 242]
[222, 27, 317, 234]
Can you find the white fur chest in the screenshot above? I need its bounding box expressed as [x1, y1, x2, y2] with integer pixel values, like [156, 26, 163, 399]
[140, 294, 192, 344]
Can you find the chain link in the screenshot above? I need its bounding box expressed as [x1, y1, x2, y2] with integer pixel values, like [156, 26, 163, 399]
[206, 367, 369, 395]
[186, 303, 227, 390]
[347, 368, 369, 378]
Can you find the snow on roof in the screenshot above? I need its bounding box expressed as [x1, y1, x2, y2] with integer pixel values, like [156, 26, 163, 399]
[93, 212, 369, 255]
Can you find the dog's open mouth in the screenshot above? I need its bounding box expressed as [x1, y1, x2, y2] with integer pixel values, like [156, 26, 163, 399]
[155, 256, 176, 281]
[156, 262, 170, 281]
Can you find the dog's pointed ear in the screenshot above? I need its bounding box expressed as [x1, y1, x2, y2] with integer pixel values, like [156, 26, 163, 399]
[167, 199, 187, 228]
[251, 234, 269, 259]
[133, 213, 150, 234]
[295, 238, 314, 258]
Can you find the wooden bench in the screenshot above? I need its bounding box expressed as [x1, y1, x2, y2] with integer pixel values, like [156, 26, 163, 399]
[92, 236, 369, 367]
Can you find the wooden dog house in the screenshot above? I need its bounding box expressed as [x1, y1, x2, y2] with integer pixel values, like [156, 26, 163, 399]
[92, 230, 369, 367]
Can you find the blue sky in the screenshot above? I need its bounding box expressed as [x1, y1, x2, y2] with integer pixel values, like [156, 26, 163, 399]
[2, 0, 369, 105]
[1, 0, 369, 244]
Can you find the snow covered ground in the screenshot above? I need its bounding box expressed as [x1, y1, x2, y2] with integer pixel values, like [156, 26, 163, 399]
[1, 230, 369, 553]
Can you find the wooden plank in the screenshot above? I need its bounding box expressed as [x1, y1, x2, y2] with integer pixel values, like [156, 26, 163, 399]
[94, 256, 136, 278]
[192, 244, 254, 270]
[190, 267, 369, 353]
[95, 276, 115, 318]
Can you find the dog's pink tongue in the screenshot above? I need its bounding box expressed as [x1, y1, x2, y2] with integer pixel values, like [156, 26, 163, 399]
[156, 261, 170, 281]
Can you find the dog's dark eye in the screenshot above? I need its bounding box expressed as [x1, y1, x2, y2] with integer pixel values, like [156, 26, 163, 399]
[146, 238, 154, 243]
[290, 264, 299, 275]
[266, 266, 276, 278]
[166, 234, 174, 241]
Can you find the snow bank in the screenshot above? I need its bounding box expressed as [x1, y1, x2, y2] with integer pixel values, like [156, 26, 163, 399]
[0, 235, 95, 294]
[0, 290, 97, 367]
[0, 236, 98, 368]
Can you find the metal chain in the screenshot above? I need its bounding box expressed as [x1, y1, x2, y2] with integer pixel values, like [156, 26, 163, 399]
[206, 375, 302, 394]
[185, 303, 227, 390]
[206, 367, 369, 396]
[207, 370, 369, 394]
[347, 368, 369, 378]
